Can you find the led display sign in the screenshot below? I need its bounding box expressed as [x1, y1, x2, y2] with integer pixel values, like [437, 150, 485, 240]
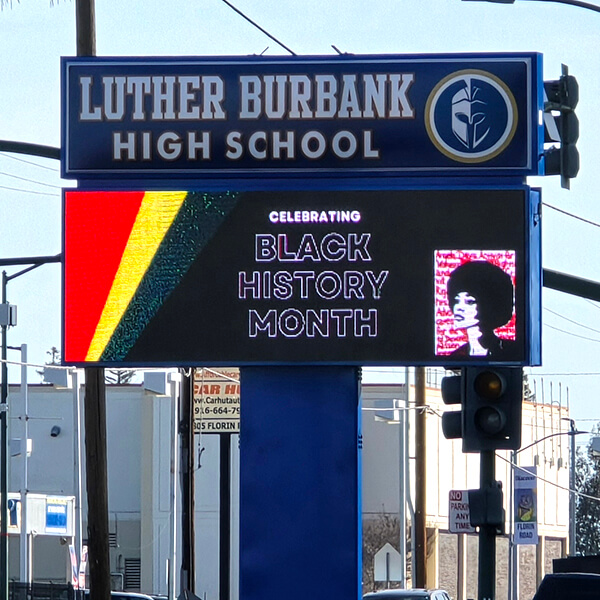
[61, 53, 542, 179]
[62, 188, 540, 367]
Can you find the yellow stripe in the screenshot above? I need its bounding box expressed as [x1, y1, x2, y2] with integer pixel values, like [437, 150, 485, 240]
[85, 191, 187, 361]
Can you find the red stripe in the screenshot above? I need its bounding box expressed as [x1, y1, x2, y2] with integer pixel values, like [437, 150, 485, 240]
[64, 191, 145, 362]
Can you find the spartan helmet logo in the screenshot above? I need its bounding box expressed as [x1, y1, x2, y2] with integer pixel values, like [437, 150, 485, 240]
[426, 69, 518, 163]
[451, 77, 491, 150]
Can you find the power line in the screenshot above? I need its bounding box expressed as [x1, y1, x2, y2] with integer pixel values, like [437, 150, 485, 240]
[219, 0, 297, 55]
[584, 298, 600, 310]
[0, 171, 62, 189]
[0, 184, 59, 198]
[0, 152, 58, 172]
[543, 202, 600, 228]
[545, 323, 600, 342]
[529, 372, 600, 376]
[497, 457, 600, 503]
[544, 306, 600, 335]
[428, 406, 600, 503]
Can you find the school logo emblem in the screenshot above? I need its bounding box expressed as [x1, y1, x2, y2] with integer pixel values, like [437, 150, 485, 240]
[425, 70, 518, 163]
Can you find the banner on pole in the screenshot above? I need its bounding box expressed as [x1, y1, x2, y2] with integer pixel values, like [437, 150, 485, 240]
[514, 466, 538, 545]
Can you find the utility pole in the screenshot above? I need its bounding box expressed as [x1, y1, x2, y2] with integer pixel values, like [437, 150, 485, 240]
[179, 372, 195, 597]
[1, 272, 10, 600]
[75, 2, 110, 600]
[84, 368, 110, 600]
[76, 0, 96, 56]
[569, 419, 576, 556]
[414, 367, 427, 588]
[219, 433, 232, 600]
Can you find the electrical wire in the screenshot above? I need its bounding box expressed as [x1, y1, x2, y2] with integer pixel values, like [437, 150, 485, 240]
[219, 0, 297, 55]
[373, 402, 600, 502]
[543, 202, 600, 229]
[0, 170, 62, 189]
[584, 298, 600, 310]
[544, 306, 600, 335]
[528, 371, 600, 376]
[0, 184, 59, 198]
[4, 351, 600, 503]
[498, 456, 600, 503]
[545, 323, 600, 343]
[0, 152, 59, 172]
[196, 366, 240, 384]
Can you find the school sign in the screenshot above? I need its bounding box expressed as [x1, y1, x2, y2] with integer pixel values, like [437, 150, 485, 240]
[61, 52, 545, 600]
[61, 53, 543, 180]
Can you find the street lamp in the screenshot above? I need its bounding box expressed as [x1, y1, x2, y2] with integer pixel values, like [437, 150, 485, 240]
[508, 422, 588, 600]
[462, 0, 600, 14]
[0, 255, 61, 600]
[372, 392, 411, 589]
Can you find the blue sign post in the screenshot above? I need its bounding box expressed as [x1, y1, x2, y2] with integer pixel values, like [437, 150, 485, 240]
[240, 366, 361, 600]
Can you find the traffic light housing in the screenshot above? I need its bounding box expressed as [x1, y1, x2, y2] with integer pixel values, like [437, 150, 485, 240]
[468, 483, 505, 532]
[463, 367, 523, 452]
[543, 67, 579, 189]
[441, 369, 465, 441]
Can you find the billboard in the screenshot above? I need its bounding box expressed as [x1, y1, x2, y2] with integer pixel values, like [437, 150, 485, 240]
[62, 188, 540, 367]
[61, 53, 542, 179]
[193, 368, 240, 434]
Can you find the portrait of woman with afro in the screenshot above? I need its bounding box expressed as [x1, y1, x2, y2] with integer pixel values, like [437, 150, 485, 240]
[446, 260, 517, 359]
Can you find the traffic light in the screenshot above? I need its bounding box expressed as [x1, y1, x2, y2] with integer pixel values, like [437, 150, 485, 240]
[463, 367, 523, 452]
[543, 66, 579, 189]
[441, 369, 465, 441]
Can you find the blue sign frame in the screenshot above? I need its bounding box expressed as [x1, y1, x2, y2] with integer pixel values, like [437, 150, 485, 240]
[61, 53, 543, 180]
[62, 185, 541, 368]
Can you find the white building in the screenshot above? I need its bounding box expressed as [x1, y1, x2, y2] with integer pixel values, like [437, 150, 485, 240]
[361, 372, 570, 600]
[6, 368, 569, 600]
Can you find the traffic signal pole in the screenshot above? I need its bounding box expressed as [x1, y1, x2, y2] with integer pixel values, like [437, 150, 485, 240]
[442, 367, 521, 600]
[478, 451, 497, 600]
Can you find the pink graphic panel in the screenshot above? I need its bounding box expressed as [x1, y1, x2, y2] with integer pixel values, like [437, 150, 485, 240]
[435, 249, 516, 356]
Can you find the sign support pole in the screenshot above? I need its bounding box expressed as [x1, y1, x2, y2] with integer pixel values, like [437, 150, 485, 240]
[239, 366, 362, 600]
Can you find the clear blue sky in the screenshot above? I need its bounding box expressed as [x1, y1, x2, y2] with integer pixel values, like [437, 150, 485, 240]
[1, 0, 600, 429]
